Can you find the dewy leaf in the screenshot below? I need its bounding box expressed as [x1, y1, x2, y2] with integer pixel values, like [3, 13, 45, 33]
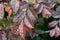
[48, 21, 58, 28]
[0, 3, 4, 20]
[24, 15, 34, 29]
[27, 8, 38, 22]
[10, 0, 20, 13]
[13, 11, 26, 22]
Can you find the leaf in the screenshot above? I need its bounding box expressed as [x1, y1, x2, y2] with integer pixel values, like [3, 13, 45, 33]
[36, 3, 52, 14]
[5, 6, 13, 17]
[0, 31, 3, 40]
[27, 8, 38, 22]
[52, 11, 60, 18]
[42, 7, 52, 18]
[19, 2, 28, 10]
[48, 21, 58, 28]
[13, 11, 26, 22]
[47, 0, 56, 8]
[49, 29, 56, 37]
[24, 15, 34, 29]
[11, 24, 19, 35]
[58, 19, 60, 26]
[10, 0, 20, 13]
[56, 6, 60, 12]
[49, 26, 60, 37]
[18, 20, 26, 40]
[22, 0, 28, 2]
[55, 26, 60, 37]
[24, 24, 35, 38]
[36, 4, 44, 14]
[37, 0, 46, 3]
[33, 4, 39, 9]
[0, 3, 4, 20]
[2, 31, 7, 40]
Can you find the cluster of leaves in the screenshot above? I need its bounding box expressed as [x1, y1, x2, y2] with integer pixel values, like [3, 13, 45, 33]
[0, 0, 60, 40]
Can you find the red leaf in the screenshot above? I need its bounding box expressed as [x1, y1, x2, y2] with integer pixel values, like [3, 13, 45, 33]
[24, 24, 33, 33]
[24, 24, 35, 38]
[11, 24, 19, 36]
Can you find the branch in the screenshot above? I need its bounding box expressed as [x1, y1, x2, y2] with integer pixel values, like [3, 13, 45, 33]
[34, 29, 50, 34]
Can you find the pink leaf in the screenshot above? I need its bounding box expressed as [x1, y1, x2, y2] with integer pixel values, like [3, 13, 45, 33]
[48, 21, 58, 28]
[24, 15, 34, 29]
[13, 11, 26, 22]
[27, 8, 38, 22]
[55, 26, 60, 37]
[49, 29, 56, 37]
[10, 0, 20, 13]
[18, 20, 26, 40]
[0, 3, 4, 20]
